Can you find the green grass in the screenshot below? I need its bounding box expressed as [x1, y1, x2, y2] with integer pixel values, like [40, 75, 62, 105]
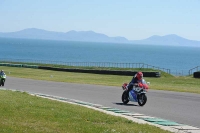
[1, 66, 200, 94]
[0, 90, 171, 133]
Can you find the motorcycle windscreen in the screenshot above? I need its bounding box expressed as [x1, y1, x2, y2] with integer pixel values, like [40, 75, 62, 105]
[141, 79, 149, 90]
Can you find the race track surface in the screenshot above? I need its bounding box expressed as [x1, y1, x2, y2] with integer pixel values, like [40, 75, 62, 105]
[3, 76, 200, 128]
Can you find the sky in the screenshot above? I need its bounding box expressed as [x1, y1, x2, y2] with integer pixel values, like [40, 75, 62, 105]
[0, 0, 200, 41]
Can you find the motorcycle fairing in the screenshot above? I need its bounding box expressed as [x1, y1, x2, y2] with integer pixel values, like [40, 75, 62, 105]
[129, 90, 138, 102]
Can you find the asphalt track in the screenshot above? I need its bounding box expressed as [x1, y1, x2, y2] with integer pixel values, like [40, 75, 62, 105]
[3, 76, 200, 128]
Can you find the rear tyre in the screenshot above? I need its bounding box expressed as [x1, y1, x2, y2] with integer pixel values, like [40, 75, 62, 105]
[122, 91, 129, 104]
[138, 94, 147, 106]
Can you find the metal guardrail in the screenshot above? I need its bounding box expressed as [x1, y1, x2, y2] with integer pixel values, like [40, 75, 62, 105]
[0, 58, 171, 74]
[189, 66, 200, 75]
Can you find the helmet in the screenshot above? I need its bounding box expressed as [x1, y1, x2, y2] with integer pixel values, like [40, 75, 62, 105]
[136, 72, 143, 80]
[1, 70, 3, 72]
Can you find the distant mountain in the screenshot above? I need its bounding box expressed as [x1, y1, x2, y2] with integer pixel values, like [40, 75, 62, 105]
[0, 28, 200, 46]
[131, 34, 200, 46]
[0, 28, 129, 43]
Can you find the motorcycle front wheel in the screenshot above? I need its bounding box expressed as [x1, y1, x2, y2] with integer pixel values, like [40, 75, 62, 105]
[137, 94, 147, 106]
[122, 91, 129, 104]
[2, 80, 4, 86]
[0, 79, 5, 86]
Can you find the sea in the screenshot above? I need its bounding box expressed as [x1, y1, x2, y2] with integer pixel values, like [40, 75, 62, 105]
[0, 37, 200, 76]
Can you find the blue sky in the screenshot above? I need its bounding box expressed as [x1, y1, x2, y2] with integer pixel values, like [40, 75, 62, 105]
[0, 0, 200, 40]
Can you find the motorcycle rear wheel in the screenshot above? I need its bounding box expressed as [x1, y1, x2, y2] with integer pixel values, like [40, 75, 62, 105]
[122, 91, 129, 104]
[138, 94, 147, 106]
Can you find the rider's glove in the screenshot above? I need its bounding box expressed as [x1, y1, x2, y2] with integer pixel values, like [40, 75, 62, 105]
[138, 83, 143, 88]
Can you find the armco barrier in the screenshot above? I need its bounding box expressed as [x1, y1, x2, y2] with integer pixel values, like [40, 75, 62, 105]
[0, 63, 38, 68]
[22, 64, 38, 69]
[0, 63, 160, 77]
[193, 72, 200, 78]
[38, 66, 161, 77]
[0, 63, 23, 67]
[0, 63, 11, 66]
[8, 64, 23, 67]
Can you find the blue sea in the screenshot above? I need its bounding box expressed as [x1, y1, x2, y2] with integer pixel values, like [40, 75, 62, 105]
[0, 37, 200, 75]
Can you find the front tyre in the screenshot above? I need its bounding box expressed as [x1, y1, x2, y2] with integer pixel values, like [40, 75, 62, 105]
[138, 94, 147, 106]
[0, 80, 2, 86]
[122, 91, 129, 104]
[2, 80, 5, 86]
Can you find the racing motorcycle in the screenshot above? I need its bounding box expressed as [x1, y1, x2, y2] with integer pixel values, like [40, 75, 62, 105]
[121, 79, 149, 106]
[0, 73, 6, 86]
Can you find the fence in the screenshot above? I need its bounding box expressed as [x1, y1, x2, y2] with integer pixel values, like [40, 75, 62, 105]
[0, 58, 171, 74]
[189, 66, 200, 75]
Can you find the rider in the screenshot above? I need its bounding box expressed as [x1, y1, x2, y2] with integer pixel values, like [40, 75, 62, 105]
[0, 70, 5, 75]
[126, 71, 144, 97]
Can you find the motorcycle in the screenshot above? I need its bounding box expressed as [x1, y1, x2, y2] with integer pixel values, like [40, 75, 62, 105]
[121, 79, 149, 106]
[0, 73, 6, 86]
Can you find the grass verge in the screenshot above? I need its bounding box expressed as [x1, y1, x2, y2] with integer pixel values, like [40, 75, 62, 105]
[0, 90, 171, 133]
